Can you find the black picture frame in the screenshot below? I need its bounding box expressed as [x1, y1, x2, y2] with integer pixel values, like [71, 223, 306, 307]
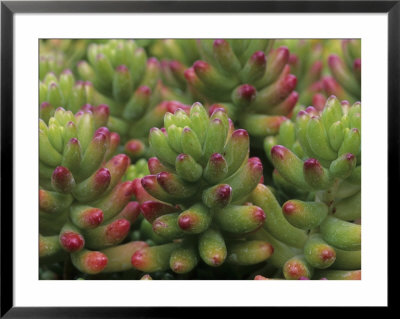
[1, 0, 395, 317]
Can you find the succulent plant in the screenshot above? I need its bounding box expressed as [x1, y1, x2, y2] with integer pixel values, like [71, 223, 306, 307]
[325, 40, 361, 102]
[306, 39, 361, 109]
[39, 39, 96, 80]
[150, 39, 200, 67]
[39, 70, 97, 123]
[76, 39, 172, 160]
[122, 158, 150, 182]
[39, 106, 148, 276]
[133, 39, 156, 51]
[254, 96, 361, 279]
[183, 39, 298, 144]
[38, 39, 362, 281]
[39, 51, 69, 81]
[129, 102, 274, 275]
[148, 39, 201, 103]
[281, 39, 324, 107]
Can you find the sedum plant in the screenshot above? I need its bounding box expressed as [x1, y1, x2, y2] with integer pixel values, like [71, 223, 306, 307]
[39, 39, 90, 79]
[39, 51, 69, 82]
[281, 39, 324, 107]
[149, 39, 201, 104]
[122, 158, 150, 182]
[38, 38, 362, 280]
[325, 39, 361, 103]
[129, 102, 274, 275]
[310, 39, 361, 109]
[39, 70, 97, 123]
[184, 39, 298, 143]
[255, 96, 361, 279]
[76, 39, 173, 160]
[150, 39, 200, 68]
[39, 106, 149, 276]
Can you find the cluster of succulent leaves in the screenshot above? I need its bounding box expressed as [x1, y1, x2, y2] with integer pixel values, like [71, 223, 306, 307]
[260, 96, 361, 280]
[39, 38, 361, 280]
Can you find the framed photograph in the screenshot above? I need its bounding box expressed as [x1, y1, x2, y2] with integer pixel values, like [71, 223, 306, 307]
[1, 0, 395, 316]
